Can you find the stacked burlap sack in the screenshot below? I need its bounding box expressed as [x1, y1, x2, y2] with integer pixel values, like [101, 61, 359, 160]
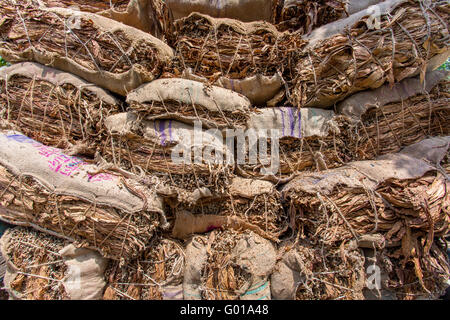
[32, 0, 174, 39]
[0, 226, 107, 300]
[277, 137, 450, 299]
[0, 62, 121, 154]
[0, 1, 174, 96]
[168, 0, 449, 107]
[0, 131, 167, 261]
[0, 0, 449, 301]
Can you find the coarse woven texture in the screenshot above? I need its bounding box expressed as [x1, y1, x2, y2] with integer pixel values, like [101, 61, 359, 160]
[0, 132, 165, 261]
[59, 244, 108, 300]
[0, 62, 121, 155]
[103, 237, 185, 300]
[0, 227, 68, 300]
[270, 240, 366, 300]
[291, 0, 450, 108]
[166, 177, 287, 242]
[0, 2, 174, 96]
[127, 78, 253, 130]
[281, 137, 450, 299]
[36, 0, 173, 40]
[169, 12, 297, 85]
[165, 0, 275, 22]
[183, 230, 276, 300]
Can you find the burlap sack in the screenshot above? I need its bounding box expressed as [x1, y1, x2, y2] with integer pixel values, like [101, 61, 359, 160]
[231, 232, 276, 300]
[104, 112, 234, 176]
[59, 244, 107, 300]
[166, 0, 273, 22]
[282, 136, 450, 196]
[183, 236, 208, 300]
[34, 0, 173, 38]
[171, 12, 290, 90]
[182, 68, 283, 105]
[337, 70, 449, 119]
[166, 176, 285, 242]
[1, 227, 107, 300]
[183, 231, 275, 300]
[0, 131, 166, 260]
[292, 0, 449, 108]
[0, 4, 173, 96]
[280, 137, 450, 299]
[270, 241, 366, 300]
[274, 0, 347, 33]
[127, 78, 252, 129]
[0, 62, 120, 151]
[303, 0, 405, 48]
[103, 238, 185, 300]
[0, 227, 68, 300]
[247, 107, 335, 138]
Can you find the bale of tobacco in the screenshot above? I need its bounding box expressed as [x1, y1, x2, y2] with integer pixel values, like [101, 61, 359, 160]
[102, 114, 287, 240]
[273, 0, 348, 33]
[183, 230, 276, 300]
[0, 3, 174, 96]
[0, 62, 121, 155]
[169, 12, 297, 105]
[33, 0, 174, 40]
[103, 112, 233, 196]
[290, 0, 450, 108]
[241, 69, 449, 179]
[0, 131, 166, 261]
[273, 0, 385, 33]
[0, 227, 68, 300]
[166, 176, 287, 242]
[103, 237, 185, 300]
[280, 136, 450, 299]
[271, 239, 366, 300]
[0, 226, 108, 300]
[127, 78, 253, 130]
[361, 234, 450, 300]
[340, 70, 450, 161]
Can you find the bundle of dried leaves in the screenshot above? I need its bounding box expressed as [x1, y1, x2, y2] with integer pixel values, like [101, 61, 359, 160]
[0, 2, 173, 96]
[0, 227, 68, 300]
[274, 0, 348, 33]
[291, 0, 449, 108]
[0, 62, 121, 155]
[103, 237, 185, 300]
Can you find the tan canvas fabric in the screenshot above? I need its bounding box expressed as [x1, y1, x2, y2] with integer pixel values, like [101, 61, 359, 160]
[247, 107, 335, 138]
[0, 62, 119, 106]
[166, 0, 273, 22]
[282, 136, 450, 195]
[183, 236, 208, 300]
[182, 232, 275, 300]
[181, 68, 283, 105]
[59, 244, 108, 300]
[0, 131, 147, 213]
[105, 112, 233, 163]
[0, 227, 69, 300]
[231, 232, 275, 300]
[291, 0, 449, 108]
[128, 78, 251, 114]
